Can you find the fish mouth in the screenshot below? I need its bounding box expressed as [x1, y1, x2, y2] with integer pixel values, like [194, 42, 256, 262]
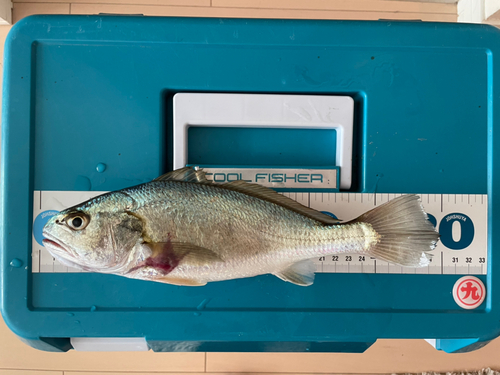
[42, 234, 76, 259]
[42, 237, 87, 270]
[42, 239, 66, 252]
[42, 233, 93, 272]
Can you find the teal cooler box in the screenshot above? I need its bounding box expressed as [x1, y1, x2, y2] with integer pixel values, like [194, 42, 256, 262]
[0, 15, 498, 353]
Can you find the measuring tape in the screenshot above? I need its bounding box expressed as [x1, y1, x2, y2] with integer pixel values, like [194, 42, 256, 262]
[32, 191, 488, 275]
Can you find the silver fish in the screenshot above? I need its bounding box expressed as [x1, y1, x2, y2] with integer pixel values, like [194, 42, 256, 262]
[42, 167, 439, 286]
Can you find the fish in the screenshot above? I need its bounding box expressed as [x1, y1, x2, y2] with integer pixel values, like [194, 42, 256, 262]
[42, 167, 440, 286]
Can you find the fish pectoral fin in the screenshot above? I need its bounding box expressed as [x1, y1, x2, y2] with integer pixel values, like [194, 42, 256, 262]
[154, 167, 208, 183]
[171, 242, 222, 266]
[273, 259, 316, 286]
[145, 241, 222, 266]
[155, 276, 207, 286]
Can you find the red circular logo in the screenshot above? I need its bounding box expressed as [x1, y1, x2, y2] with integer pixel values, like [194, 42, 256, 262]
[453, 276, 486, 309]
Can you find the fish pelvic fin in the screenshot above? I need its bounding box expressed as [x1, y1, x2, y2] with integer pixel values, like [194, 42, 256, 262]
[273, 259, 316, 286]
[354, 194, 440, 267]
[155, 276, 207, 286]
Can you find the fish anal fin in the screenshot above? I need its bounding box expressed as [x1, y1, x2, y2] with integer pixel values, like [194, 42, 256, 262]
[222, 180, 340, 225]
[273, 259, 316, 286]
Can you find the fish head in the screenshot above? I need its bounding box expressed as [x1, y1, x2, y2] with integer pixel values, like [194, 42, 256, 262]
[42, 192, 143, 272]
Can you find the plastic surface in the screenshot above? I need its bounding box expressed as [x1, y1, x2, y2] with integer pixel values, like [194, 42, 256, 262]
[1, 16, 499, 352]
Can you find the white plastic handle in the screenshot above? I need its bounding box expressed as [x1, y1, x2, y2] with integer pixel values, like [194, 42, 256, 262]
[71, 337, 149, 351]
[173, 93, 354, 189]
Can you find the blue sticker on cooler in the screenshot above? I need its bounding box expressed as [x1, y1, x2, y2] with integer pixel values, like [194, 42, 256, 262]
[33, 210, 59, 246]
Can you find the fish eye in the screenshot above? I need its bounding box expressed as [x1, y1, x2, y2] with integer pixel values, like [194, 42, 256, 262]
[72, 217, 83, 228]
[66, 213, 89, 231]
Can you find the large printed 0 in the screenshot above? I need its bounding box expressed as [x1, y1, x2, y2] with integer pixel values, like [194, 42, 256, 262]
[427, 213, 474, 250]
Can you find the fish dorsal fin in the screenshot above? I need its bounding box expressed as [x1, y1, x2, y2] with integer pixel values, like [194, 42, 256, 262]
[221, 180, 340, 224]
[273, 260, 316, 286]
[154, 167, 208, 183]
[154, 168, 339, 224]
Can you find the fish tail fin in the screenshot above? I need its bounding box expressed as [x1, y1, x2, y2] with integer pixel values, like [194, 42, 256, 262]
[356, 195, 439, 267]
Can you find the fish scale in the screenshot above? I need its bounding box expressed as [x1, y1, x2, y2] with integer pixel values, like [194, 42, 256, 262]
[130, 181, 369, 258]
[41, 168, 438, 286]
